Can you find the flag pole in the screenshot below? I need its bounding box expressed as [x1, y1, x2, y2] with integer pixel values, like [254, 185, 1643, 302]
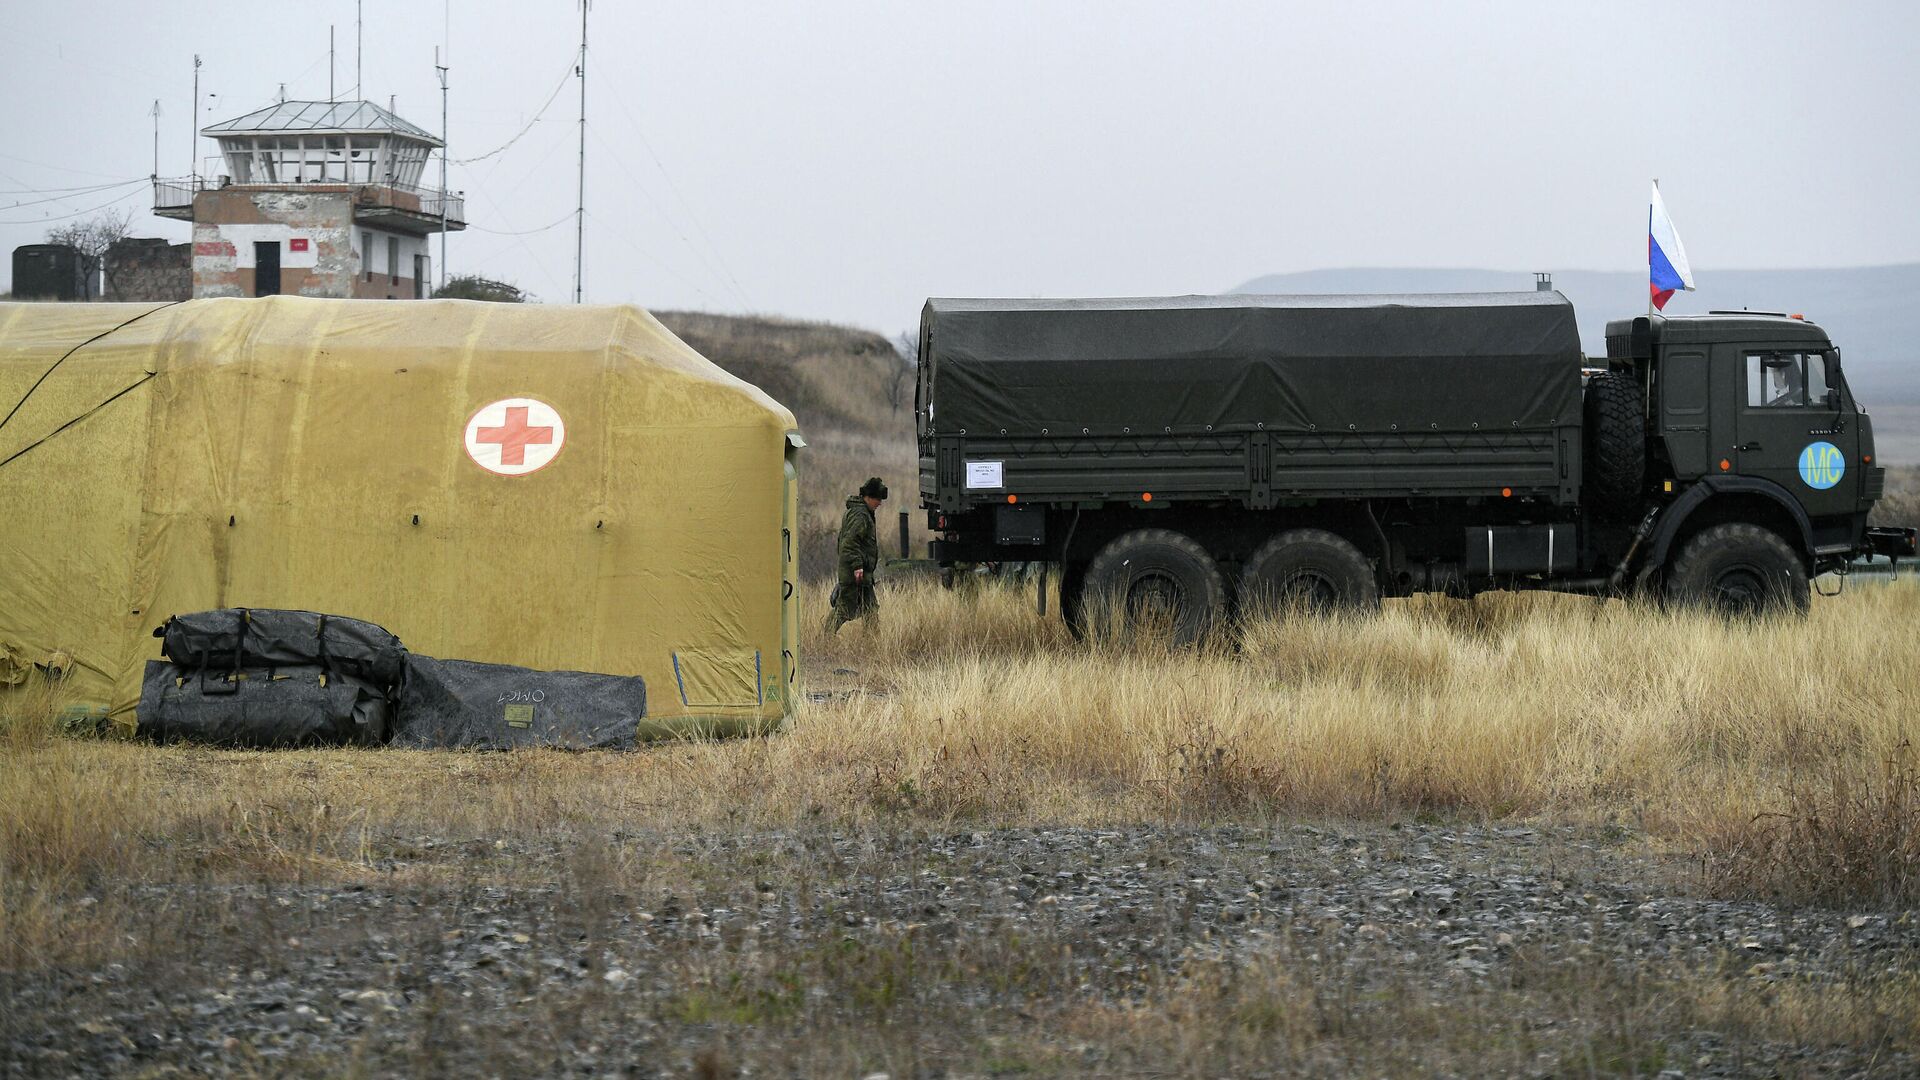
[1648, 178, 1656, 317]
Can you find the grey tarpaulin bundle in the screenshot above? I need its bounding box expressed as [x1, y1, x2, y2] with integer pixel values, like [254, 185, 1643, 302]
[389, 656, 646, 750]
[138, 608, 647, 750]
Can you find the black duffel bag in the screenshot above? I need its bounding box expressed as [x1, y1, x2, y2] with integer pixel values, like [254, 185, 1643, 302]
[155, 608, 406, 690]
[390, 655, 646, 750]
[139, 661, 390, 747]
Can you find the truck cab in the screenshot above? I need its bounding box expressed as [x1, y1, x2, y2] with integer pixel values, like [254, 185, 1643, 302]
[1607, 312, 1906, 591]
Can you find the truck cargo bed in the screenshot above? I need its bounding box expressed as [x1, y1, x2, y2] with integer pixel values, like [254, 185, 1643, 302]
[919, 292, 1585, 511]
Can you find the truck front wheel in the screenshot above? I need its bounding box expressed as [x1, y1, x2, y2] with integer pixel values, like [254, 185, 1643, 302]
[1080, 528, 1225, 645]
[1666, 523, 1810, 616]
[1240, 528, 1380, 615]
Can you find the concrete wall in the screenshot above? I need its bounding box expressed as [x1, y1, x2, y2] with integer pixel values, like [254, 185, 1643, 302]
[191, 188, 352, 299]
[105, 238, 191, 302]
[349, 226, 430, 299]
[189, 188, 431, 299]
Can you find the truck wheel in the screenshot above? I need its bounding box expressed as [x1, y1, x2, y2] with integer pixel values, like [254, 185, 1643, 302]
[1239, 528, 1379, 615]
[1666, 523, 1810, 616]
[1080, 529, 1225, 645]
[1584, 370, 1645, 519]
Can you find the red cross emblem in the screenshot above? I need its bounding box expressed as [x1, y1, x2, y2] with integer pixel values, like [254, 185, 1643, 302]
[464, 398, 566, 475]
[476, 406, 553, 466]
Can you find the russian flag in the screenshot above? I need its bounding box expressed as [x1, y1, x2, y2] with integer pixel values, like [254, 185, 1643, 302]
[1649, 181, 1695, 311]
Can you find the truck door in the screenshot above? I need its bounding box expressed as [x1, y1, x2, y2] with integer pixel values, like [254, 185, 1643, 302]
[1734, 349, 1858, 519]
[1658, 349, 1710, 478]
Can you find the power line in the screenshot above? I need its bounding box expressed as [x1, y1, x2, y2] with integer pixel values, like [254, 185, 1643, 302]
[0, 151, 132, 181]
[585, 124, 753, 311]
[584, 208, 724, 309]
[0, 177, 147, 196]
[450, 55, 575, 165]
[466, 182, 568, 299]
[0, 185, 145, 226]
[0, 170, 94, 219]
[466, 210, 575, 237]
[1, 178, 146, 211]
[277, 43, 331, 100]
[452, 112, 571, 210]
[593, 51, 757, 310]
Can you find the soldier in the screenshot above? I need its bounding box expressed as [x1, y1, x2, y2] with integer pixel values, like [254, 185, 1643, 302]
[826, 477, 886, 634]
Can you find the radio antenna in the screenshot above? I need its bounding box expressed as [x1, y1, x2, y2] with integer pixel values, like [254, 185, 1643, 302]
[574, 0, 589, 303]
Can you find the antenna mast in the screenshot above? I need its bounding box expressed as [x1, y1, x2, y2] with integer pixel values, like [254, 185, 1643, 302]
[150, 100, 162, 178]
[574, 0, 588, 304]
[329, 27, 335, 102]
[356, 1, 363, 99]
[190, 54, 201, 180]
[437, 44, 449, 291]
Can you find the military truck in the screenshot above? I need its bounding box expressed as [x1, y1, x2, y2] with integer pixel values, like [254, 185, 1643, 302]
[915, 292, 1916, 639]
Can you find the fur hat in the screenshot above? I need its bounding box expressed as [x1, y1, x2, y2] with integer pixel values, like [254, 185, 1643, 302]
[859, 477, 888, 500]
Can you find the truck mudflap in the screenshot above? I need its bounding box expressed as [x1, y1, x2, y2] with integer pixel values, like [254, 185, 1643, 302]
[1865, 526, 1919, 559]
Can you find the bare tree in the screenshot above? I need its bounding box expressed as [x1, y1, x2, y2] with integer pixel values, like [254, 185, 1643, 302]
[46, 209, 133, 300]
[889, 330, 919, 414]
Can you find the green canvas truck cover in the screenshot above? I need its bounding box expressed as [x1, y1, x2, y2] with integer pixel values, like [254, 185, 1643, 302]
[922, 292, 1583, 437]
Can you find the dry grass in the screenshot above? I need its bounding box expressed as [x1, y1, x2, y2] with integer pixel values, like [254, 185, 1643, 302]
[1701, 740, 1920, 907]
[6, 580, 1918, 909]
[5, 583, 1919, 1069]
[809, 578, 1920, 833]
[1067, 949, 1920, 1076]
[1875, 464, 1920, 531]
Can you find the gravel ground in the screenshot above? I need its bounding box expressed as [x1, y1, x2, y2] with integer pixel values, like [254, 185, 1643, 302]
[5, 822, 1916, 1077]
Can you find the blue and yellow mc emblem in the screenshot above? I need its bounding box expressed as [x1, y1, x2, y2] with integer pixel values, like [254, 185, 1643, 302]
[1798, 441, 1845, 490]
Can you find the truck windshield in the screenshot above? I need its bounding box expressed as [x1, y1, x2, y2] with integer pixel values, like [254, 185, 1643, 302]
[1745, 351, 1829, 408]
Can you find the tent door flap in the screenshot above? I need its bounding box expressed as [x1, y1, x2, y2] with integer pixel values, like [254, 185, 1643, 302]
[672, 648, 761, 707]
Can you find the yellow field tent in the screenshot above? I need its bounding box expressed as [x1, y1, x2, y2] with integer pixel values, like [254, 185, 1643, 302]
[0, 297, 801, 737]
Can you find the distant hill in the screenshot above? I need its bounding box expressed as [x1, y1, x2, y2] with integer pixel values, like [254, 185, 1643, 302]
[1229, 266, 1920, 406]
[653, 310, 909, 438]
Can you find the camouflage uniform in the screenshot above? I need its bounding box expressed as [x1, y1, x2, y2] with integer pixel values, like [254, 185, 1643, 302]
[826, 493, 879, 633]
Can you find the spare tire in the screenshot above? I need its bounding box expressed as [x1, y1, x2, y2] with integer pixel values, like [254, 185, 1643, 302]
[1079, 528, 1225, 645]
[1584, 370, 1645, 519]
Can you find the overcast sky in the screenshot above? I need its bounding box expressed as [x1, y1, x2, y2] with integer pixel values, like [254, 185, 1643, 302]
[3, 1, 1915, 334]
